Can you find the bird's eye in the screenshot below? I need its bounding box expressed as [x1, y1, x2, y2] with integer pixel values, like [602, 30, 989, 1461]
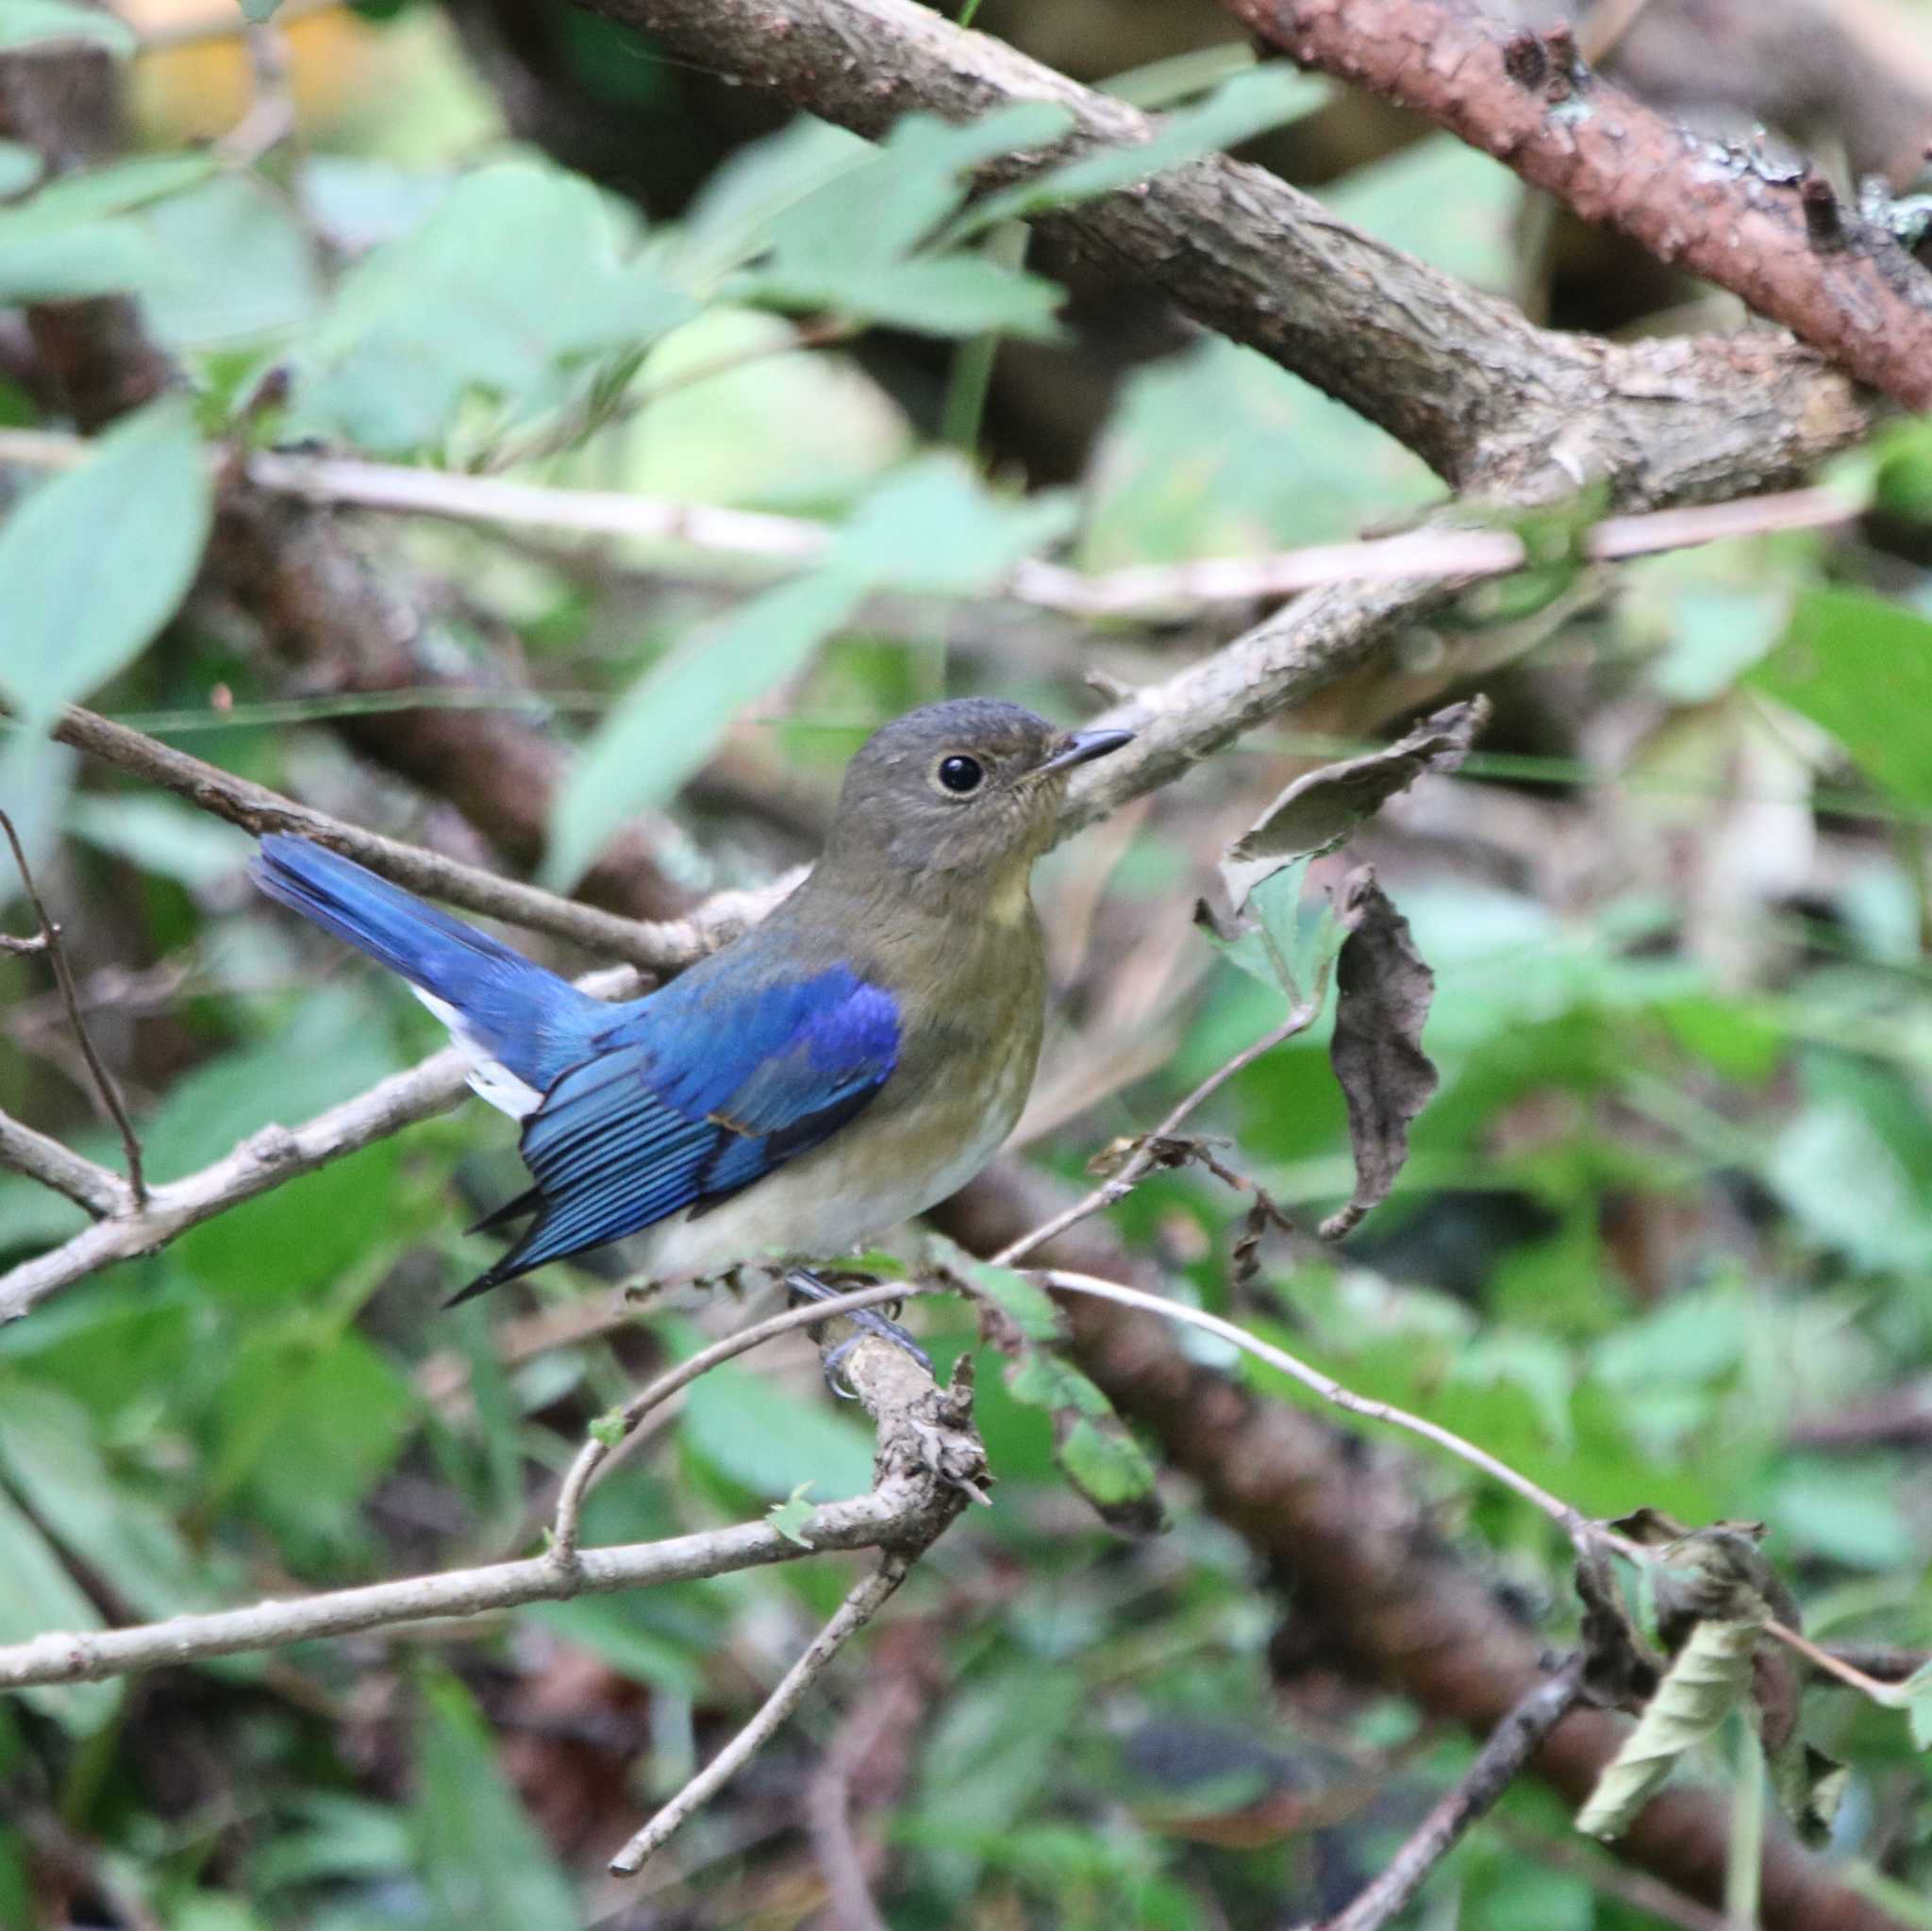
[936, 754, 984, 795]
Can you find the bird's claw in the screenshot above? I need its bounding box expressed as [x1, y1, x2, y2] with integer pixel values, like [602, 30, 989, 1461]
[785, 1267, 934, 1394]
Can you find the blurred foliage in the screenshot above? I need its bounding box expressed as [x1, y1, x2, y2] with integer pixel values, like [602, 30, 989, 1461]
[2, 3, 1932, 1928]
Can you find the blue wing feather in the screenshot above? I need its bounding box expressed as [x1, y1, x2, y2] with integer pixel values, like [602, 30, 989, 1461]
[455, 963, 900, 1298]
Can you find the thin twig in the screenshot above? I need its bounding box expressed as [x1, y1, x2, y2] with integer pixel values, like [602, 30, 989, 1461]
[0, 810, 146, 1204]
[990, 1002, 1320, 1269]
[40, 704, 789, 971]
[1036, 1268, 1615, 1559]
[1309, 1656, 1588, 1931]
[549, 1282, 941, 1562]
[0, 430, 1860, 617]
[0, 1489, 910, 1690]
[608, 1553, 914, 1875]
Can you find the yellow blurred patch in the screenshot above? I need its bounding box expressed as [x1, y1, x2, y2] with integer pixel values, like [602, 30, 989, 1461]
[122, 0, 384, 144]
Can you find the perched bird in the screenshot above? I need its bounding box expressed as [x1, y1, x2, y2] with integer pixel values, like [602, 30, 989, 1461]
[252, 699, 1132, 1310]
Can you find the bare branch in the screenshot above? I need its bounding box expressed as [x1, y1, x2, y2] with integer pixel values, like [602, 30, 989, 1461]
[549, 1281, 943, 1564]
[990, 1002, 1323, 1269]
[1222, 0, 1932, 411]
[0, 1108, 129, 1219]
[1309, 1656, 1589, 1931]
[0, 1490, 899, 1690]
[608, 1552, 914, 1875]
[0, 808, 145, 1203]
[0, 431, 1857, 619]
[43, 705, 791, 970]
[0, 1319, 980, 1692]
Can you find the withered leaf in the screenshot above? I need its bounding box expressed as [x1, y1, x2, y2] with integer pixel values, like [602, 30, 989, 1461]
[1219, 694, 1491, 917]
[1319, 868, 1440, 1241]
[1575, 1614, 1764, 1840]
[1574, 1542, 1661, 1708]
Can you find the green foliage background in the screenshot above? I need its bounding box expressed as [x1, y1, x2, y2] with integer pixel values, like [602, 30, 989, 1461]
[2, 3, 1932, 1926]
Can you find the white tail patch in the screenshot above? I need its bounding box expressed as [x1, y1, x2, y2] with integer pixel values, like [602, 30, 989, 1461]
[413, 990, 542, 1119]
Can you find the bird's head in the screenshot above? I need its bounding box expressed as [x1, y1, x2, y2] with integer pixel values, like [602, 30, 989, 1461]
[818, 698, 1133, 904]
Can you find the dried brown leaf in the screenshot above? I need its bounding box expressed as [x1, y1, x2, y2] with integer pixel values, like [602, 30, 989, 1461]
[1220, 695, 1491, 915]
[1319, 869, 1439, 1240]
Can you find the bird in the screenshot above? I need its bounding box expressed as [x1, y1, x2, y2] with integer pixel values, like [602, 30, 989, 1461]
[251, 698, 1133, 1320]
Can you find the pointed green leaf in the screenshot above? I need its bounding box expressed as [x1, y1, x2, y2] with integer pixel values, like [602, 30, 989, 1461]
[413, 1670, 579, 1931]
[955, 65, 1324, 236]
[0, 397, 212, 728]
[544, 566, 863, 888]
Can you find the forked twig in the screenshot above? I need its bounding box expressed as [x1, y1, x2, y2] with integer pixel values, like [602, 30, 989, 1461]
[0, 809, 146, 1204]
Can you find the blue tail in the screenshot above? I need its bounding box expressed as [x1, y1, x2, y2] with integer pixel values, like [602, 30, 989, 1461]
[251, 836, 603, 1096]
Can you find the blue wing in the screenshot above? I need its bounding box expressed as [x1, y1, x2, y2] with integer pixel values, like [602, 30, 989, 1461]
[453, 962, 900, 1300]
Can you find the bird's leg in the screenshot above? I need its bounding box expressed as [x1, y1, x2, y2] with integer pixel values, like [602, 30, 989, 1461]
[785, 1267, 933, 1395]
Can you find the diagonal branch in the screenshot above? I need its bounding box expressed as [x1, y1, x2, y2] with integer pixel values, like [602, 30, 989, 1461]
[575, 0, 1874, 499]
[1221, 0, 1932, 411]
[42, 704, 790, 970]
[1311, 1654, 1589, 1931]
[0, 1107, 128, 1219]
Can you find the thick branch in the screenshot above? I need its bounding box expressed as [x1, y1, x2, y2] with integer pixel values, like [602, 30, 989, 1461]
[1224, 0, 1932, 411]
[575, 0, 1873, 498]
[938, 1164, 1907, 1931]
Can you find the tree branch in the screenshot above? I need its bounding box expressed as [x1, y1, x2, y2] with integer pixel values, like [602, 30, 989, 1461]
[0, 807, 146, 1203]
[0, 1322, 980, 1693]
[1220, 0, 1932, 412]
[575, 0, 1874, 499]
[608, 1552, 913, 1875]
[0, 1107, 128, 1219]
[936, 1163, 1907, 1931]
[42, 704, 791, 970]
[1310, 1655, 1589, 1931]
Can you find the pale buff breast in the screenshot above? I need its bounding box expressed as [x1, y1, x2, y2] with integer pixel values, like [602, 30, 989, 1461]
[638, 959, 1042, 1285]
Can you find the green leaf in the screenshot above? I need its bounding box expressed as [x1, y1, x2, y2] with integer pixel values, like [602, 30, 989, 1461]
[727, 105, 1073, 339]
[681, 1361, 875, 1502]
[413, 1670, 579, 1931]
[543, 566, 862, 888]
[0, 397, 212, 729]
[958, 1256, 1062, 1345]
[66, 792, 256, 888]
[240, 0, 283, 18]
[0, 0, 135, 53]
[767, 1481, 819, 1547]
[1904, 1665, 1932, 1751]
[0, 1484, 120, 1734]
[0, 1377, 222, 1621]
[1575, 1615, 1763, 1839]
[1748, 588, 1932, 808]
[290, 158, 696, 454]
[955, 65, 1325, 235]
[1004, 1345, 1164, 1534]
[838, 454, 1076, 596]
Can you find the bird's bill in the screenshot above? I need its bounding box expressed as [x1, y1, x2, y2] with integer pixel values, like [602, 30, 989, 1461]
[1040, 726, 1135, 774]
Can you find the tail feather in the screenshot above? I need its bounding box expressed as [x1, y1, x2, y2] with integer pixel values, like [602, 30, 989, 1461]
[252, 835, 601, 1100]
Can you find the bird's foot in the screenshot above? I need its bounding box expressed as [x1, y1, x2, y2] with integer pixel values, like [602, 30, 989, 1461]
[785, 1267, 933, 1396]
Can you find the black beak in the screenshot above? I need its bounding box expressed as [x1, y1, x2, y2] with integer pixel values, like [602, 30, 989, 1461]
[1041, 726, 1134, 775]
